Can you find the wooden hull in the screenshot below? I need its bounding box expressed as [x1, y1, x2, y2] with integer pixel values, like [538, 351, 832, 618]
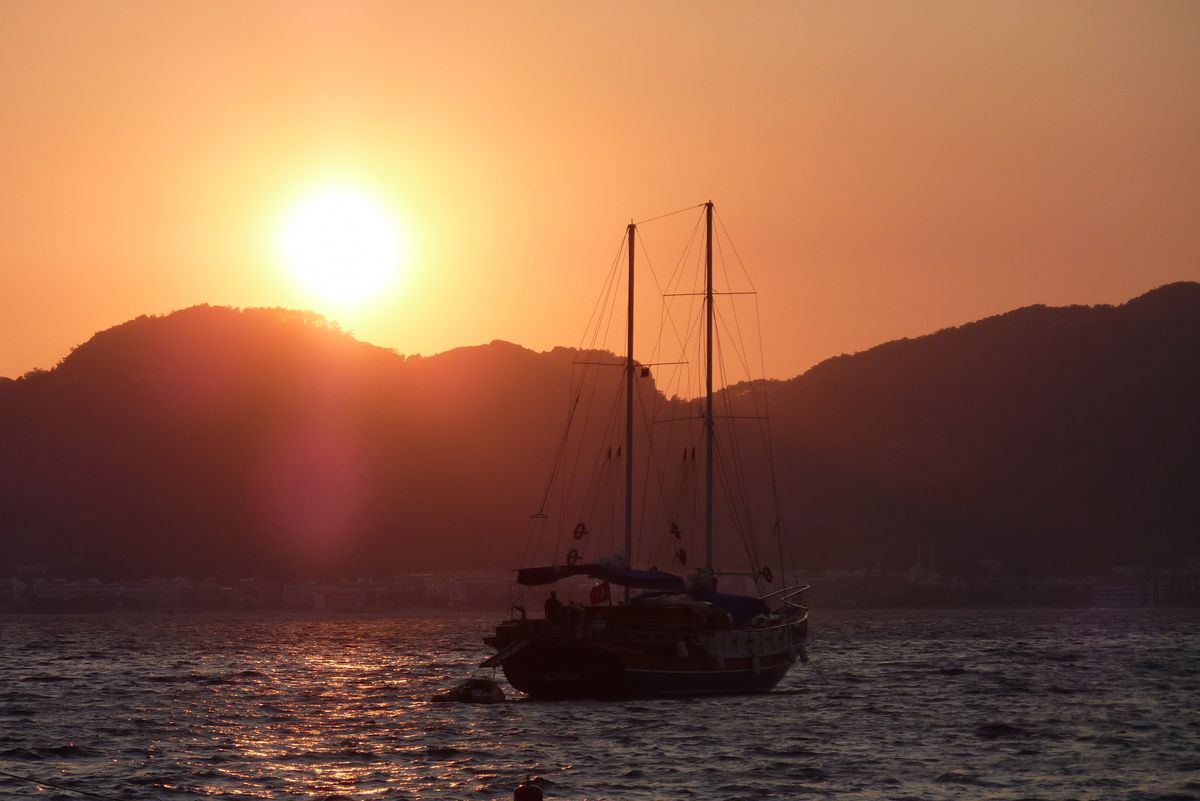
[485, 606, 808, 699]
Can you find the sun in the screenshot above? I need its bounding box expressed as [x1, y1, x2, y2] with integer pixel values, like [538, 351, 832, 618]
[277, 187, 407, 307]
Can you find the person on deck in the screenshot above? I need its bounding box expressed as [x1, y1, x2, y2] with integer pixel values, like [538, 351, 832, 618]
[544, 590, 563, 623]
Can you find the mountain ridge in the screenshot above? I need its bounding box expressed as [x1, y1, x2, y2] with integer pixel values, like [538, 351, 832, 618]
[1, 282, 1197, 579]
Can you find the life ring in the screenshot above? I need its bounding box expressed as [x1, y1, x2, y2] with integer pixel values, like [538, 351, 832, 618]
[760, 566, 773, 583]
[566, 548, 581, 566]
[573, 522, 588, 541]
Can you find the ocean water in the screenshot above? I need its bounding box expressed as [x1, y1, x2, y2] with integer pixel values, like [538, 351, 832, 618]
[1, 608, 1198, 800]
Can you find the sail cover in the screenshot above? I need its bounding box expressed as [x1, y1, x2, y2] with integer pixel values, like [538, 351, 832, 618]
[694, 590, 769, 625]
[517, 564, 685, 592]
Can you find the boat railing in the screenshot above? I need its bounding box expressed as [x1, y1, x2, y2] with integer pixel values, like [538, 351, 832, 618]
[760, 583, 810, 611]
[513, 614, 727, 641]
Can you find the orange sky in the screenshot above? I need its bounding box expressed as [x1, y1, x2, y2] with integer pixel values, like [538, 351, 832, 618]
[2, 1, 1198, 380]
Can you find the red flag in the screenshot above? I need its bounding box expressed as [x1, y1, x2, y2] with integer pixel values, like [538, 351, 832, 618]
[589, 581, 610, 605]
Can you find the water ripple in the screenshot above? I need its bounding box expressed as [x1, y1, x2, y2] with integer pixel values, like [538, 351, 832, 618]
[0, 609, 1198, 799]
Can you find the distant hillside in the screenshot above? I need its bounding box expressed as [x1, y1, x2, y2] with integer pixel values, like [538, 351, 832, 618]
[1, 285, 1197, 579]
[771, 282, 1200, 573]
[0, 306, 586, 579]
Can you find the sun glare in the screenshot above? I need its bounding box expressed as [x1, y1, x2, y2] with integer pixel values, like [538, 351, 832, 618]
[278, 187, 406, 307]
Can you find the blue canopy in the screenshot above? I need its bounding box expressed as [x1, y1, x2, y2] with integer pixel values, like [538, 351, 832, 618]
[695, 590, 769, 625]
[517, 564, 685, 592]
[631, 589, 769, 625]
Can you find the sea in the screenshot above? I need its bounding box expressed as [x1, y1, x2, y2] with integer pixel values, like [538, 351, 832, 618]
[1, 608, 1198, 801]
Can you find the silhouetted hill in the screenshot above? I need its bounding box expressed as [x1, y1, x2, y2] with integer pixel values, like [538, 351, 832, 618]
[1, 284, 1197, 580]
[770, 281, 1200, 573]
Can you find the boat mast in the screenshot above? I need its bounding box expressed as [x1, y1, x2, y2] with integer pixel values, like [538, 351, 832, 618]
[704, 201, 714, 571]
[625, 222, 636, 591]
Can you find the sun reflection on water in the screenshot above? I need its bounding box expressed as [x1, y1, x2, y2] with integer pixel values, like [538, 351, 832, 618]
[1, 612, 1198, 800]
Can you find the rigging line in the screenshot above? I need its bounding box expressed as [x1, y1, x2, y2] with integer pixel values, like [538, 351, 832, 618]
[714, 303, 755, 389]
[581, 436, 619, 557]
[578, 230, 628, 354]
[714, 326, 764, 575]
[633, 202, 705, 226]
[746, 290, 791, 579]
[527, 370, 587, 572]
[693, 216, 709, 401]
[0, 770, 134, 801]
[590, 369, 628, 522]
[651, 288, 701, 408]
[663, 291, 758, 297]
[648, 357, 696, 556]
[589, 250, 624, 365]
[712, 208, 775, 550]
[635, 234, 671, 374]
[723, 448, 764, 582]
[535, 393, 583, 516]
[665, 459, 699, 573]
[634, 378, 663, 566]
[637, 234, 690, 371]
[639, 366, 671, 551]
[647, 210, 706, 381]
[661, 208, 706, 305]
[651, 206, 704, 352]
[705, 215, 763, 573]
[753, 293, 770, 407]
[635, 226, 666, 297]
[674, 301, 706, 399]
[677, 225, 700, 404]
[519, 515, 551, 600]
[659, 438, 690, 557]
[649, 360, 690, 564]
[713, 229, 750, 376]
[576, 365, 627, 540]
[588, 393, 624, 526]
[713, 300, 773, 479]
[550, 366, 596, 561]
[714, 208, 758, 294]
[680, 211, 707, 304]
[529, 518, 547, 581]
[597, 270, 622, 360]
[537, 226, 626, 567]
[710, 252, 762, 401]
[714, 359, 745, 543]
[557, 266, 624, 553]
[712, 326, 739, 566]
[659, 418, 692, 554]
[592, 226, 628, 342]
[808, 657, 830, 684]
[549, 367, 591, 555]
[577, 237, 625, 424]
[556, 345, 616, 561]
[641, 376, 694, 569]
[713, 231, 757, 384]
[712, 433, 763, 580]
[644, 359, 690, 567]
[575, 226, 633, 453]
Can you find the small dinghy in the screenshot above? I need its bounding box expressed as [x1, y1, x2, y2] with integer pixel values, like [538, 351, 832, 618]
[432, 678, 506, 703]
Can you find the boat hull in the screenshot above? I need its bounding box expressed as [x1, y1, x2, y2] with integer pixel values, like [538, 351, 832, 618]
[488, 609, 807, 699]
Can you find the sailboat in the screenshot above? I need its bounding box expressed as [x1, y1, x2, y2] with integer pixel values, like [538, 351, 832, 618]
[482, 202, 809, 699]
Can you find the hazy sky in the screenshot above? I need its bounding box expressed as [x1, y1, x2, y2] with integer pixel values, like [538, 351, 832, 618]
[2, 1, 1198, 380]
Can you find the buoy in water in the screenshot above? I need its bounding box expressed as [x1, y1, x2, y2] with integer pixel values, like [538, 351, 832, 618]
[431, 678, 506, 703]
[514, 775, 544, 800]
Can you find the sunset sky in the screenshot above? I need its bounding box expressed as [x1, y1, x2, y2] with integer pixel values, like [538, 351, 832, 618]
[2, 1, 1198, 381]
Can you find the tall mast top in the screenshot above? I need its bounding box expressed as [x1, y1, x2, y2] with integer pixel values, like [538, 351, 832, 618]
[704, 201, 714, 571]
[625, 222, 636, 588]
